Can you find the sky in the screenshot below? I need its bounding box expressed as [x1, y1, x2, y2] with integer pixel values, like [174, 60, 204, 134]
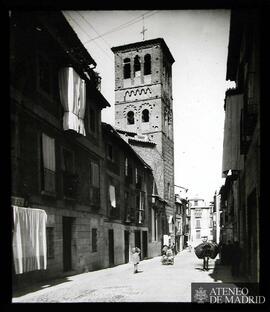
[63, 10, 233, 203]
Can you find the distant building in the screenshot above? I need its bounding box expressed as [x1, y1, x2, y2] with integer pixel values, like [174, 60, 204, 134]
[175, 195, 188, 252]
[189, 198, 213, 247]
[212, 192, 221, 245]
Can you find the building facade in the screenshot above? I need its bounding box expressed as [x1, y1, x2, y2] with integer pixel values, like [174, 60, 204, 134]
[189, 198, 213, 247]
[10, 12, 170, 289]
[101, 122, 162, 264]
[10, 11, 110, 287]
[221, 9, 260, 282]
[111, 38, 176, 246]
[175, 195, 188, 252]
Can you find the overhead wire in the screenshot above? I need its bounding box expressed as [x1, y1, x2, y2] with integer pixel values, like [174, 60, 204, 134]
[81, 10, 158, 45]
[75, 11, 112, 50]
[65, 11, 113, 62]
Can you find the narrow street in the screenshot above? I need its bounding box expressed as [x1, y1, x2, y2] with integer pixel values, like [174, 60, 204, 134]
[13, 249, 245, 303]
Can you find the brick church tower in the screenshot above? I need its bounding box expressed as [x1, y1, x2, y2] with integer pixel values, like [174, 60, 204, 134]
[111, 38, 175, 239]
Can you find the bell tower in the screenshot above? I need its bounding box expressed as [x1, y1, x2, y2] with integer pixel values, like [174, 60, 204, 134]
[111, 38, 175, 217]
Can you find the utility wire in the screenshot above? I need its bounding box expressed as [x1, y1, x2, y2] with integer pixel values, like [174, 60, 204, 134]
[81, 10, 158, 44]
[75, 11, 111, 50]
[65, 12, 113, 62]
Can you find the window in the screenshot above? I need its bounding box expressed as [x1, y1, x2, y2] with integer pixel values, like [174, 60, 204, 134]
[136, 191, 145, 224]
[134, 55, 141, 77]
[38, 54, 52, 95]
[135, 168, 143, 189]
[90, 161, 100, 206]
[108, 176, 120, 218]
[194, 200, 198, 206]
[46, 227, 54, 259]
[92, 228, 97, 252]
[126, 161, 133, 184]
[123, 58, 131, 79]
[62, 148, 77, 198]
[89, 108, 96, 133]
[127, 111, 134, 125]
[196, 230, 201, 239]
[41, 133, 56, 193]
[142, 109, 149, 123]
[194, 209, 202, 218]
[62, 148, 73, 174]
[125, 158, 128, 176]
[107, 144, 113, 161]
[144, 54, 151, 75]
[106, 144, 119, 175]
[152, 208, 158, 241]
[124, 191, 130, 222]
[195, 219, 201, 229]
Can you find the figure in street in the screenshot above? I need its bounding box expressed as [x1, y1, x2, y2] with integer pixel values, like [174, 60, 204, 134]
[131, 247, 140, 273]
[162, 245, 168, 256]
[202, 237, 210, 271]
[203, 255, 209, 271]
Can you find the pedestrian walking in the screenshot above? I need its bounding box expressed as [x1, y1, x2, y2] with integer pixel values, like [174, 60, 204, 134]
[203, 256, 209, 271]
[131, 247, 140, 273]
[201, 237, 210, 271]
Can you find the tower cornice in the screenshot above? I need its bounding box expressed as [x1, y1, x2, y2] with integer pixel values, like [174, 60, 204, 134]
[111, 38, 175, 64]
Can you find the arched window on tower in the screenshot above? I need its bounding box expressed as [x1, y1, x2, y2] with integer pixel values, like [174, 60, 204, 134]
[123, 58, 131, 79]
[134, 55, 141, 77]
[127, 111, 134, 125]
[142, 109, 149, 123]
[144, 54, 151, 75]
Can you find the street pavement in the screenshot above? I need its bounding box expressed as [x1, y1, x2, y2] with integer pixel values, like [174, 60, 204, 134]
[12, 249, 246, 303]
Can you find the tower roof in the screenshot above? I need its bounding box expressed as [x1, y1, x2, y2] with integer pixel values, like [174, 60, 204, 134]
[111, 38, 175, 64]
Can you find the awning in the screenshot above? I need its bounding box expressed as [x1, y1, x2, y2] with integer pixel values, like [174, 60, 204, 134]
[12, 206, 47, 274]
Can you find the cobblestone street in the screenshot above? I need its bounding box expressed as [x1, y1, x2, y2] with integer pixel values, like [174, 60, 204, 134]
[13, 249, 246, 303]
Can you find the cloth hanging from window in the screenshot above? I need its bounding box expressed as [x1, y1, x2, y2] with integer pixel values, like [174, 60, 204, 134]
[12, 206, 47, 274]
[77, 79, 86, 136]
[222, 94, 244, 177]
[58, 67, 86, 136]
[109, 185, 116, 208]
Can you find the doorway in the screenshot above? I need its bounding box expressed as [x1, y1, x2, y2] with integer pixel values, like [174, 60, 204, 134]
[124, 230, 129, 263]
[108, 229, 114, 267]
[134, 230, 141, 259]
[63, 216, 73, 272]
[142, 231, 148, 259]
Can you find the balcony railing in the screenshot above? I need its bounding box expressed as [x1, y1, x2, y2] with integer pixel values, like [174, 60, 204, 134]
[109, 207, 120, 219]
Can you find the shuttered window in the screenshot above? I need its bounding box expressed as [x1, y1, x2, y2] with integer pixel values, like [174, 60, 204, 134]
[41, 133, 55, 193]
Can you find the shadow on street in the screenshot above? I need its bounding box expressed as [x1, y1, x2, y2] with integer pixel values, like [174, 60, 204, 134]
[12, 275, 73, 298]
[208, 259, 247, 283]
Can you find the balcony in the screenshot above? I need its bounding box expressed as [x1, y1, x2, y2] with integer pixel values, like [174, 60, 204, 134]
[109, 207, 120, 219]
[63, 171, 78, 199]
[43, 168, 56, 194]
[89, 187, 100, 208]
